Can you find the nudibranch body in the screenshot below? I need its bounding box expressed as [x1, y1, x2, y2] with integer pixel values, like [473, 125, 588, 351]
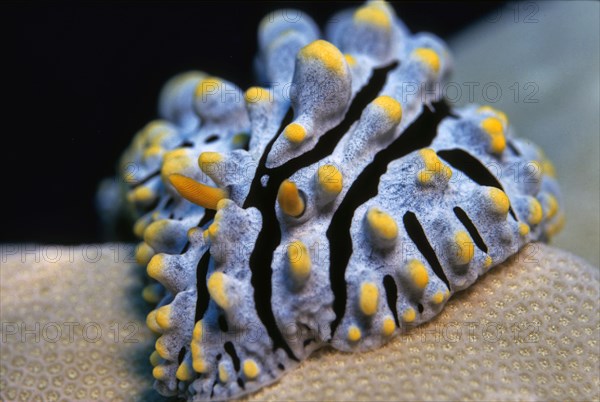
[99, 1, 563, 400]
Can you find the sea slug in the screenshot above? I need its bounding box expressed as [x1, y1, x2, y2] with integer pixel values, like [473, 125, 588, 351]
[98, 1, 564, 400]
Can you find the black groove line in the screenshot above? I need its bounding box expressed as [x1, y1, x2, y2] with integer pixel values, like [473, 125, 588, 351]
[275, 62, 399, 175]
[223, 341, 240, 371]
[383, 275, 400, 327]
[437, 149, 517, 220]
[328, 100, 452, 335]
[243, 62, 400, 358]
[194, 250, 211, 323]
[402, 211, 451, 290]
[242, 107, 297, 361]
[453, 206, 488, 253]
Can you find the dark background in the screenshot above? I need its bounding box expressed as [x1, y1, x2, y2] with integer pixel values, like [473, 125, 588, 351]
[0, 1, 503, 243]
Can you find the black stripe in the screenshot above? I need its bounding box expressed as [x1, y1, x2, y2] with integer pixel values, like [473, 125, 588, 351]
[402, 211, 451, 290]
[437, 149, 518, 220]
[194, 250, 211, 323]
[328, 100, 451, 336]
[453, 206, 488, 253]
[242, 63, 399, 358]
[383, 275, 400, 327]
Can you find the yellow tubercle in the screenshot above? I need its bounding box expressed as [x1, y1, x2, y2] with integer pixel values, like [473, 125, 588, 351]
[244, 86, 271, 104]
[477, 105, 508, 128]
[198, 151, 223, 169]
[454, 231, 474, 265]
[216, 198, 232, 210]
[283, 123, 307, 144]
[417, 148, 451, 185]
[402, 308, 416, 323]
[129, 186, 155, 204]
[135, 242, 155, 265]
[218, 362, 229, 383]
[488, 187, 510, 215]
[366, 207, 398, 241]
[143, 145, 164, 161]
[481, 117, 506, 154]
[152, 365, 168, 381]
[545, 194, 558, 219]
[287, 240, 311, 283]
[164, 148, 188, 160]
[146, 310, 163, 334]
[347, 325, 362, 342]
[519, 222, 530, 236]
[155, 305, 171, 330]
[317, 164, 343, 196]
[191, 321, 207, 373]
[353, 5, 391, 30]
[161, 150, 193, 179]
[176, 360, 194, 382]
[344, 54, 356, 67]
[545, 213, 566, 237]
[149, 131, 172, 147]
[207, 222, 219, 241]
[528, 198, 543, 225]
[406, 259, 429, 290]
[277, 180, 305, 217]
[207, 272, 231, 310]
[382, 317, 396, 336]
[133, 216, 151, 238]
[373, 95, 403, 124]
[155, 336, 169, 359]
[147, 254, 165, 282]
[412, 48, 440, 74]
[299, 40, 346, 75]
[431, 291, 445, 304]
[149, 351, 161, 367]
[195, 77, 222, 99]
[168, 174, 228, 210]
[243, 359, 260, 380]
[484, 255, 493, 269]
[541, 159, 556, 177]
[359, 282, 379, 316]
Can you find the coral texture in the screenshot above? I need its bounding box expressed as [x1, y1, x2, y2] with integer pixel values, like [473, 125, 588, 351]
[1, 244, 597, 401]
[97, 1, 564, 400]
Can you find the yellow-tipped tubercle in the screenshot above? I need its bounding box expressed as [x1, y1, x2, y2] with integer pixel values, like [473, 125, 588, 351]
[283, 123, 307, 144]
[366, 207, 398, 241]
[243, 359, 260, 380]
[481, 117, 506, 154]
[412, 48, 440, 74]
[454, 231, 475, 265]
[382, 317, 396, 336]
[488, 187, 510, 216]
[191, 321, 207, 373]
[277, 180, 305, 217]
[347, 325, 362, 342]
[317, 164, 343, 196]
[207, 272, 231, 310]
[418, 149, 452, 185]
[406, 260, 429, 290]
[299, 40, 346, 75]
[353, 5, 391, 30]
[373, 95, 403, 124]
[477, 105, 508, 128]
[176, 360, 194, 382]
[287, 240, 311, 283]
[244, 86, 271, 103]
[359, 282, 379, 316]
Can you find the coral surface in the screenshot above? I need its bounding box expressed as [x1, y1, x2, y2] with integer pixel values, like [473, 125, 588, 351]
[97, 1, 564, 400]
[1, 244, 597, 401]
